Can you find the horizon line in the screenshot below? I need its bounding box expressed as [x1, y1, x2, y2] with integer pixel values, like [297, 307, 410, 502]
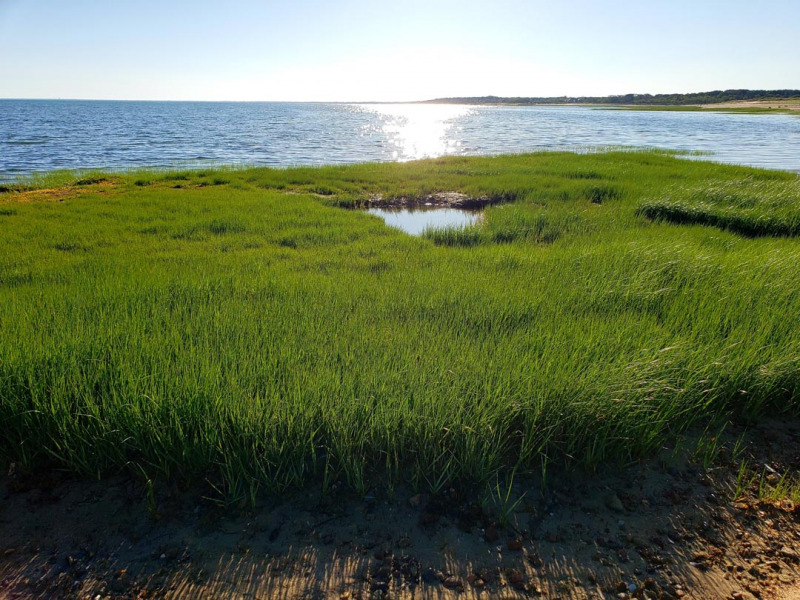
[2, 88, 799, 104]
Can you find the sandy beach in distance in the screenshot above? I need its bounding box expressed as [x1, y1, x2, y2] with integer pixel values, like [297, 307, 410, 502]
[700, 99, 800, 111]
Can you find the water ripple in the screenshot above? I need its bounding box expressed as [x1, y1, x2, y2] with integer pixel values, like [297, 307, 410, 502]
[0, 100, 798, 181]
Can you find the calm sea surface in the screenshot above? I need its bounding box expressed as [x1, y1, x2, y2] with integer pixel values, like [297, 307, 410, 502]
[1, 100, 799, 181]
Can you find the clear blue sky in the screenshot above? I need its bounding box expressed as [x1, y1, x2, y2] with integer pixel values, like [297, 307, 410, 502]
[1, 0, 798, 101]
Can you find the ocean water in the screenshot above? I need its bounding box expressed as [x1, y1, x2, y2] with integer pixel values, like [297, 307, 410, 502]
[1, 100, 799, 181]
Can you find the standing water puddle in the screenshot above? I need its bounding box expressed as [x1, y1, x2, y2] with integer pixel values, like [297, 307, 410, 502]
[367, 207, 482, 236]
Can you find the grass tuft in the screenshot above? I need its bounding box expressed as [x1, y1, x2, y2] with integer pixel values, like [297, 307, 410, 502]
[638, 179, 800, 237]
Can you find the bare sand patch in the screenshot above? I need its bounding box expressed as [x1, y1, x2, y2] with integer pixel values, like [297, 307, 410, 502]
[700, 100, 800, 111]
[2, 419, 799, 599]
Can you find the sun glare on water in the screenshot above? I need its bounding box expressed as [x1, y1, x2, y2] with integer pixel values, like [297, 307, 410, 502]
[357, 103, 475, 161]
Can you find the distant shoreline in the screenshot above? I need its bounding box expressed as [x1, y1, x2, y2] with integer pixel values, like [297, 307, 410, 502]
[606, 100, 800, 114]
[418, 99, 800, 115]
[419, 89, 800, 109]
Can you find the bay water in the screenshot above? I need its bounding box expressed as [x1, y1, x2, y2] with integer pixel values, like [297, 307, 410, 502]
[1, 100, 799, 182]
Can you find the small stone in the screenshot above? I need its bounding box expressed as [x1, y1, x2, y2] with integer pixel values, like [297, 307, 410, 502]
[443, 575, 463, 590]
[748, 565, 764, 579]
[484, 525, 499, 543]
[506, 538, 523, 551]
[606, 493, 625, 513]
[507, 569, 526, 589]
[765, 560, 780, 572]
[779, 546, 799, 562]
[745, 583, 761, 597]
[479, 568, 497, 584]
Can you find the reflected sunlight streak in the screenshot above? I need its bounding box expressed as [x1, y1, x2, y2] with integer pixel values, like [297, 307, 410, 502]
[358, 103, 475, 161]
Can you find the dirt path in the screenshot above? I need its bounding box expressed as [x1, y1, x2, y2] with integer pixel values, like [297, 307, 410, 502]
[2, 420, 799, 599]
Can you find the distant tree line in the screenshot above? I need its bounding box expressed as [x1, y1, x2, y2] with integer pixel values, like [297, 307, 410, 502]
[423, 89, 800, 106]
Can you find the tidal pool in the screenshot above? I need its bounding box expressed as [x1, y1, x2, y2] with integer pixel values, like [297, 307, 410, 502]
[367, 206, 481, 236]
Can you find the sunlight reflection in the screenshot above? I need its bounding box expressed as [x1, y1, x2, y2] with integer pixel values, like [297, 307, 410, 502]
[357, 103, 475, 161]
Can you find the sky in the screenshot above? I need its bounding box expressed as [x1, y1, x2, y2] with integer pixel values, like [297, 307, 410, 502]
[1, 0, 798, 102]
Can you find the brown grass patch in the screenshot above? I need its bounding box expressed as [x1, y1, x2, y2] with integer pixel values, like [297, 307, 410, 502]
[0, 180, 118, 203]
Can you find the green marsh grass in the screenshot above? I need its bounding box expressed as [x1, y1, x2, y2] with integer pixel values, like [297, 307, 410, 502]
[1, 151, 799, 499]
[734, 461, 800, 505]
[638, 178, 800, 237]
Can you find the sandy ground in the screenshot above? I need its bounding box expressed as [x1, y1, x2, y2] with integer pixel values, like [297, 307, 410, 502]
[699, 100, 800, 111]
[1, 419, 799, 600]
